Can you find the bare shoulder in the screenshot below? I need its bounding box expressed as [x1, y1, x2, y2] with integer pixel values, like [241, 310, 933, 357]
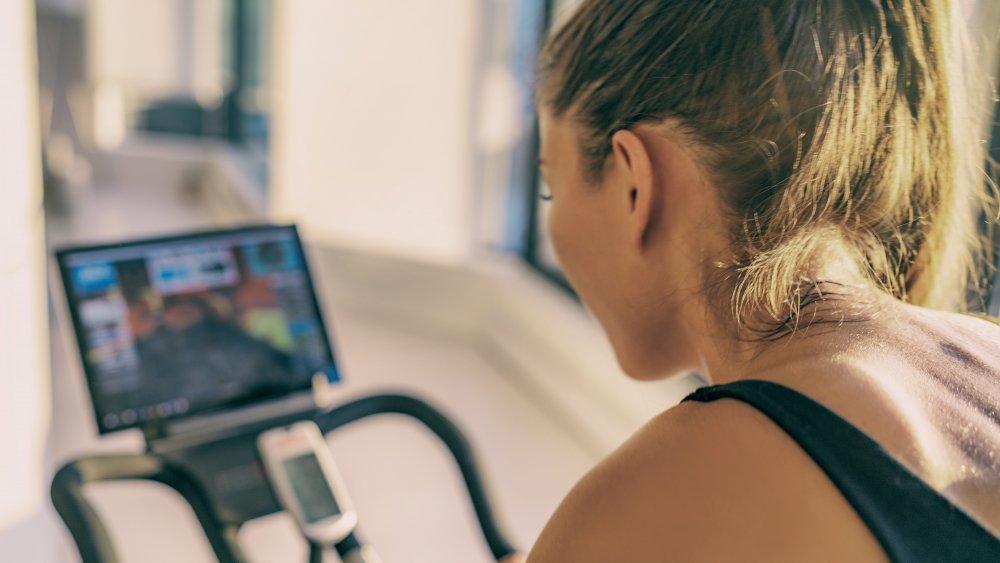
[526, 398, 888, 563]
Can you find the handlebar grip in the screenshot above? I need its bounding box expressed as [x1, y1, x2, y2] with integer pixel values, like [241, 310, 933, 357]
[51, 454, 246, 563]
[315, 393, 520, 561]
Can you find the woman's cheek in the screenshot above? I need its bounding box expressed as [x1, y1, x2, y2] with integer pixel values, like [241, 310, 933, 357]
[546, 203, 574, 273]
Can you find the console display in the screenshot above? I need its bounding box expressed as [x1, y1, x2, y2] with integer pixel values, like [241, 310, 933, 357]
[283, 453, 342, 523]
[57, 225, 339, 434]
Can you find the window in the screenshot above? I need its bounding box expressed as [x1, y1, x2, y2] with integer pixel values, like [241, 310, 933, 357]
[506, 0, 578, 292]
[134, 0, 271, 146]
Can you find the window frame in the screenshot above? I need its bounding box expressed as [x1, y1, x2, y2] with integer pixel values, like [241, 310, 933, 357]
[508, 0, 576, 294]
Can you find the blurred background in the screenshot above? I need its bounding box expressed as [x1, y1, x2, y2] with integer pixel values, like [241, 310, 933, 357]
[2, 0, 999, 561]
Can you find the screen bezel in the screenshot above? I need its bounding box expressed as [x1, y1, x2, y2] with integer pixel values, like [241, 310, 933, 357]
[55, 223, 339, 435]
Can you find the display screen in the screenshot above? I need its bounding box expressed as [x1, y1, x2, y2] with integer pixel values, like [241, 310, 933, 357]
[283, 453, 342, 523]
[57, 225, 340, 434]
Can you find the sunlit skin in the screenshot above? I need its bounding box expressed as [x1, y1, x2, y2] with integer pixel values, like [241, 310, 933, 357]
[500, 111, 1000, 563]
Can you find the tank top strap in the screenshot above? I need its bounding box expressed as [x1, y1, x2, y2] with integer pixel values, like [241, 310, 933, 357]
[682, 380, 1000, 563]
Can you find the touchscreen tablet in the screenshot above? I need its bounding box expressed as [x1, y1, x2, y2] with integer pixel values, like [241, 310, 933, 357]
[56, 225, 339, 434]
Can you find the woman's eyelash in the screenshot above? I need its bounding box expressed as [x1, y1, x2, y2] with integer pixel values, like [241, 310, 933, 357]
[539, 193, 553, 201]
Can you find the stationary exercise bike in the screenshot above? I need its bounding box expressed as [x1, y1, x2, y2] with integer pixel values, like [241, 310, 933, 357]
[49, 225, 519, 563]
[51, 390, 519, 563]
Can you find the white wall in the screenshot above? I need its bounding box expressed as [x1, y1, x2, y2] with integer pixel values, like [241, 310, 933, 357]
[269, 1, 482, 263]
[0, 0, 49, 532]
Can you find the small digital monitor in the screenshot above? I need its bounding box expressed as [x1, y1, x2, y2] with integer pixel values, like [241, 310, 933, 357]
[56, 225, 340, 434]
[283, 453, 342, 523]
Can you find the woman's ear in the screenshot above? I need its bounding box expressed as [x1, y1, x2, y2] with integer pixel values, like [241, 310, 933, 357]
[610, 129, 656, 254]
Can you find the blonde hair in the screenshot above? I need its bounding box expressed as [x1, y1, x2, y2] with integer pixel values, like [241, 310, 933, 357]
[539, 0, 996, 334]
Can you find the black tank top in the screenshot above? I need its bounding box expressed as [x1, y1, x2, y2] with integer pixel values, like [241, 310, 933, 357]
[683, 380, 1000, 563]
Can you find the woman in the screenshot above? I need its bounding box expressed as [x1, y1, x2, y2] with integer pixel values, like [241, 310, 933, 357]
[508, 0, 1000, 561]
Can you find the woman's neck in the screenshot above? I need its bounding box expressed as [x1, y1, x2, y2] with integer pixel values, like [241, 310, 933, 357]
[692, 280, 894, 386]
